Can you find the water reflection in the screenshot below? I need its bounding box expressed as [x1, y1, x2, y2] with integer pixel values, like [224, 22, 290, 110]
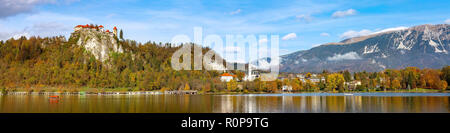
[0, 94, 449, 113]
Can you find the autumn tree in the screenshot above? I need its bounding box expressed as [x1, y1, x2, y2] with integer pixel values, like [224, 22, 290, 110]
[392, 79, 401, 91]
[437, 80, 448, 91]
[184, 83, 190, 90]
[306, 73, 312, 79]
[291, 78, 303, 91]
[441, 66, 450, 87]
[343, 70, 352, 82]
[326, 73, 345, 92]
[226, 79, 237, 92]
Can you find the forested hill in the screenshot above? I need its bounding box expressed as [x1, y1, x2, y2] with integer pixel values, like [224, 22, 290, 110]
[0, 30, 233, 91]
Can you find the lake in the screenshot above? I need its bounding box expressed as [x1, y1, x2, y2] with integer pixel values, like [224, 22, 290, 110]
[1, 93, 449, 113]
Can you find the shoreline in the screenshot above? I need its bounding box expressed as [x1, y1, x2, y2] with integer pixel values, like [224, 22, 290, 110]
[1, 90, 448, 96]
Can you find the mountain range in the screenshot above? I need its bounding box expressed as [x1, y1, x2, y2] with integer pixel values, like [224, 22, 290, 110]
[279, 24, 449, 73]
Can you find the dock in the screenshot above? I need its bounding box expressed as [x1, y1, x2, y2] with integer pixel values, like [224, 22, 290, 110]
[0, 91, 163, 95]
[165, 90, 198, 95]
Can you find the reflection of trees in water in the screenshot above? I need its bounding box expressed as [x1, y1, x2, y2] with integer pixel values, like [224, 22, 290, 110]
[212, 95, 233, 113]
[0, 95, 448, 113]
[281, 96, 293, 112]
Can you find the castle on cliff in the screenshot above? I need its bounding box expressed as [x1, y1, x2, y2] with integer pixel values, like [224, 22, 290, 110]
[74, 24, 118, 36]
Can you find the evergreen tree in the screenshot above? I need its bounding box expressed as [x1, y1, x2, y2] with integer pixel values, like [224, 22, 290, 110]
[119, 29, 124, 40]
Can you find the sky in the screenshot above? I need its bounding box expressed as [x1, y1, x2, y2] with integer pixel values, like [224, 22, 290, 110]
[0, 0, 449, 58]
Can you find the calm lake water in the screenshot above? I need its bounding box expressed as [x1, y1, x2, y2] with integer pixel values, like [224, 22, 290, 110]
[1, 93, 449, 113]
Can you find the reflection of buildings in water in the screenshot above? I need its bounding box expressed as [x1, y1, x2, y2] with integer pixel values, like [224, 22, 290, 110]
[321, 96, 327, 113]
[310, 96, 321, 113]
[282, 96, 293, 112]
[243, 96, 256, 113]
[213, 95, 234, 113]
[346, 96, 362, 112]
[300, 96, 307, 112]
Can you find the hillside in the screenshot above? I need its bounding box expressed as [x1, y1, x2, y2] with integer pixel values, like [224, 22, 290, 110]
[0, 26, 230, 91]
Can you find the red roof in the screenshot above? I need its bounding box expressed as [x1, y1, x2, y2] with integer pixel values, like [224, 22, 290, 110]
[113, 26, 117, 30]
[106, 30, 110, 32]
[75, 24, 108, 30]
[221, 73, 236, 77]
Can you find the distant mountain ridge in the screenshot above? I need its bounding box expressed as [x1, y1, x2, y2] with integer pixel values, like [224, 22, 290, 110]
[280, 24, 450, 73]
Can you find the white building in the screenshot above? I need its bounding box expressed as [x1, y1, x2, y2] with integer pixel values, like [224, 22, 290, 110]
[297, 73, 325, 83]
[220, 73, 236, 82]
[243, 64, 260, 81]
[282, 85, 293, 92]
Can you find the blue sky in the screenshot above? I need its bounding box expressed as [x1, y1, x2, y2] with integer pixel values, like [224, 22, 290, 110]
[0, 0, 449, 56]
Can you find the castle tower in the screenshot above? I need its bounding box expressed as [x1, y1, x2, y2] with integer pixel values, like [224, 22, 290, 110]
[99, 25, 104, 31]
[113, 26, 118, 36]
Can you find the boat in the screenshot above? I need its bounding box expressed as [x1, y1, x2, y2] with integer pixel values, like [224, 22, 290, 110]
[344, 93, 354, 96]
[49, 96, 59, 98]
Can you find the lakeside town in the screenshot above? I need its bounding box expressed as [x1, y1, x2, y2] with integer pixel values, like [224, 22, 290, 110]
[1, 65, 449, 95]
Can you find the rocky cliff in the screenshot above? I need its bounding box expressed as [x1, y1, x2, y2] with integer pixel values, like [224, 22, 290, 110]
[68, 28, 123, 62]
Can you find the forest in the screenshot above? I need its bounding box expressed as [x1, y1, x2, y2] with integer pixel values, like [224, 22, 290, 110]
[0, 35, 448, 93]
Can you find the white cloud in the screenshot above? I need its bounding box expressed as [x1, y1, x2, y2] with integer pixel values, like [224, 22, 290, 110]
[372, 26, 408, 34]
[312, 44, 322, 48]
[0, 32, 12, 40]
[332, 9, 357, 18]
[259, 38, 268, 44]
[339, 29, 372, 39]
[31, 21, 70, 32]
[0, 0, 44, 18]
[340, 26, 408, 39]
[327, 52, 362, 61]
[320, 32, 330, 37]
[0, 31, 30, 40]
[280, 49, 290, 54]
[0, 11, 92, 40]
[25, 12, 91, 37]
[12, 32, 30, 39]
[296, 14, 312, 22]
[445, 19, 450, 24]
[229, 9, 242, 15]
[0, 0, 78, 18]
[282, 33, 297, 40]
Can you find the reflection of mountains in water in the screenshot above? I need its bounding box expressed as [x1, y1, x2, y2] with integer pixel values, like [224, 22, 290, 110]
[210, 94, 449, 113]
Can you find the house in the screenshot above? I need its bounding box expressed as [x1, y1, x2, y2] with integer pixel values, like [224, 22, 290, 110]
[282, 85, 293, 92]
[220, 73, 237, 82]
[310, 77, 325, 83]
[296, 74, 305, 79]
[296, 73, 325, 83]
[345, 81, 362, 90]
